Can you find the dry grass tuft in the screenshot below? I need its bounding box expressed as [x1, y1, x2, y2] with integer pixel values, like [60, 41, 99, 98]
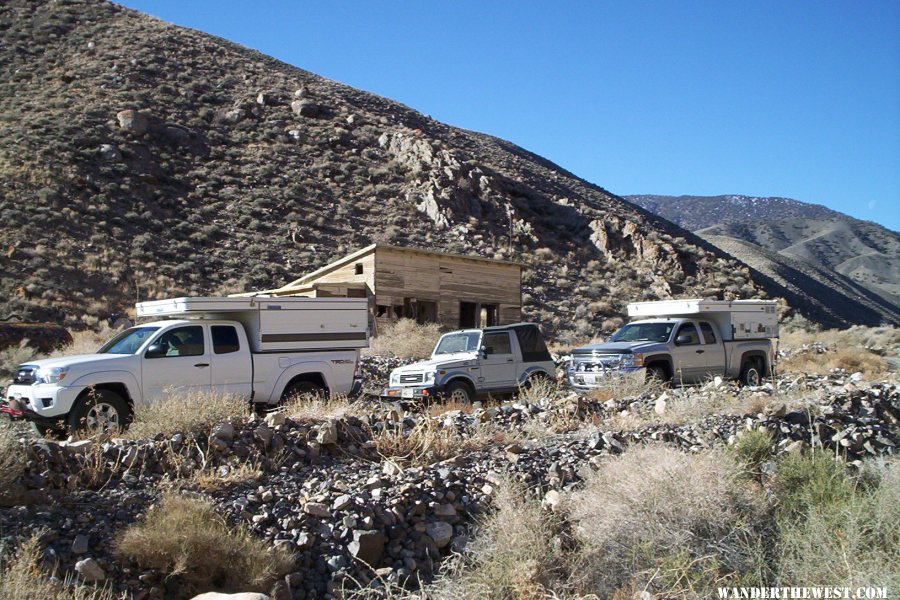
[367, 414, 506, 467]
[427, 480, 570, 600]
[569, 445, 768, 597]
[779, 347, 889, 378]
[368, 418, 468, 467]
[117, 493, 293, 596]
[124, 391, 250, 439]
[0, 534, 120, 600]
[366, 319, 443, 359]
[281, 394, 357, 421]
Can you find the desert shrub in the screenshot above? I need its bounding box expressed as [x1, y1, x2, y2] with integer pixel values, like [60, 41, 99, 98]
[569, 445, 768, 597]
[124, 391, 250, 439]
[775, 455, 899, 589]
[117, 493, 293, 597]
[59, 326, 118, 357]
[729, 428, 775, 476]
[428, 481, 570, 599]
[367, 319, 443, 359]
[781, 325, 900, 352]
[779, 348, 889, 378]
[0, 535, 118, 600]
[0, 340, 40, 382]
[515, 376, 564, 405]
[772, 451, 855, 519]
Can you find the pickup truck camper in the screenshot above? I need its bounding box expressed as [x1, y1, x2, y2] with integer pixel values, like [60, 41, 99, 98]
[568, 299, 778, 390]
[3, 296, 369, 435]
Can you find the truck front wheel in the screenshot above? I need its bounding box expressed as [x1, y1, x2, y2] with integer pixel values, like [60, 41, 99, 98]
[645, 365, 670, 387]
[740, 360, 763, 387]
[68, 389, 131, 434]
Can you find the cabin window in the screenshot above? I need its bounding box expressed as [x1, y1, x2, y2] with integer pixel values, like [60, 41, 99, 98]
[698, 321, 717, 344]
[354, 263, 363, 275]
[480, 304, 499, 327]
[212, 325, 240, 354]
[460, 302, 499, 328]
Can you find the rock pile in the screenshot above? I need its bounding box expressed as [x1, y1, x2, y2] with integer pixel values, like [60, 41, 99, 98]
[1, 373, 896, 598]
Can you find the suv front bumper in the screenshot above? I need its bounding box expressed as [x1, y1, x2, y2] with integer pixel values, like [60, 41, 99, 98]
[380, 385, 442, 401]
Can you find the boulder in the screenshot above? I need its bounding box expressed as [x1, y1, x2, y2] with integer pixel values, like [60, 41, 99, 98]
[316, 420, 338, 445]
[116, 109, 149, 135]
[425, 521, 453, 548]
[74, 557, 105, 582]
[98, 143, 121, 161]
[291, 100, 320, 118]
[348, 530, 386, 566]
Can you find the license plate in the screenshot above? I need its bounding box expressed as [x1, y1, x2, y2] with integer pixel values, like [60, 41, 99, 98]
[401, 388, 414, 398]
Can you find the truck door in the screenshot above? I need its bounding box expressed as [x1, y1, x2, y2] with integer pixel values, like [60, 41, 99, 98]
[478, 331, 517, 390]
[141, 324, 213, 401]
[698, 321, 726, 378]
[209, 324, 253, 399]
[670, 322, 705, 383]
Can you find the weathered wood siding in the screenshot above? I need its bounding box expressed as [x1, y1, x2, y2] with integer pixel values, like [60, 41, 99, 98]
[374, 247, 521, 327]
[303, 252, 375, 293]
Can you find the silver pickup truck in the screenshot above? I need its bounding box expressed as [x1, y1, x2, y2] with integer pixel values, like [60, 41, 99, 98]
[568, 300, 778, 390]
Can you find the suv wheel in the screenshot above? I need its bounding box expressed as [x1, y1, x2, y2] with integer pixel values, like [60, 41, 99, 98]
[444, 380, 473, 404]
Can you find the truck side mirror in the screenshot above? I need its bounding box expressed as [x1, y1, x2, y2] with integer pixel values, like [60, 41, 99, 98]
[675, 334, 692, 346]
[480, 345, 489, 358]
[145, 343, 166, 359]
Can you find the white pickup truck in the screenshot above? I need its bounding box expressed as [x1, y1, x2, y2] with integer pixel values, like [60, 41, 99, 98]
[568, 299, 778, 390]
[381, 323, 556, 403]
[3, 297, 368, 435]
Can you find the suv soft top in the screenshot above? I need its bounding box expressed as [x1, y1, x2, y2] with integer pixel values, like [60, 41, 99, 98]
[483, 323, 551, 363]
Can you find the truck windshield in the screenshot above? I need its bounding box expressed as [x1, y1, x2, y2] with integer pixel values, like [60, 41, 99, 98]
[434, 332, 481, 355]
[97, 326, 161, 354]
[609, 323, 674, 343]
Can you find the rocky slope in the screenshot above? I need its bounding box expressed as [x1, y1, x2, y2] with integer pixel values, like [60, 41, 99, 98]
[1, 0, 766, 340]
[628, 195, 900, 326]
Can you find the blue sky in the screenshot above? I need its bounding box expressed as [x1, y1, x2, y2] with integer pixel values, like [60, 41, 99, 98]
[120, 1, 900, 231]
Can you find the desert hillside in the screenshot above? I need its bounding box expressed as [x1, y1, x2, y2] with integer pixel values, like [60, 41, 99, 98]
[2, 0, 775, 340]
[628, 195, 900, 326]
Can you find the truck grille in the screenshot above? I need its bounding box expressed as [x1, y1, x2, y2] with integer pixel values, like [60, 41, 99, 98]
[12, 367, 37, 385]
[573, 355, 622, 372]
[399, 374, 424, 384]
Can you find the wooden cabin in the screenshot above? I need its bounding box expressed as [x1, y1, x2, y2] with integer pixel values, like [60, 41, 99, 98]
[248, 244, 522, 332]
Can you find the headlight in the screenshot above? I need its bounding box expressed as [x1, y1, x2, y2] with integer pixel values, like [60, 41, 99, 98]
[620, 353, 644, 368]
[390, 372, 400, 385]
[37, 366, 68, 384]
[424, 371, 435, 383]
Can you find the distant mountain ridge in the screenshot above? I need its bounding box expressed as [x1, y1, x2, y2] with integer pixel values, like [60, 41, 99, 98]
[627, 195, 900, 326]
